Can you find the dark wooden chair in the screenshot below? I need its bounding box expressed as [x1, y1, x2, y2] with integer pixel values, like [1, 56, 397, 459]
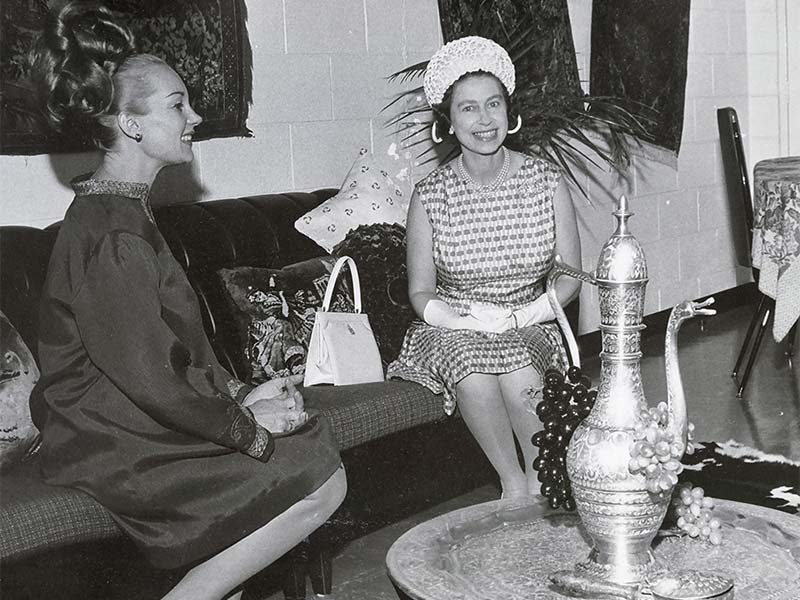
[717, 107, 794, 397]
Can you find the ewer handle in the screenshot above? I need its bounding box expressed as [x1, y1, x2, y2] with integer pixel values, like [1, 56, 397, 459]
[546, 256, 597, 369]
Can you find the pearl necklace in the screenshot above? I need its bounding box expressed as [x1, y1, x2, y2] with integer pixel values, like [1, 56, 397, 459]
[457, 147, 510, 193]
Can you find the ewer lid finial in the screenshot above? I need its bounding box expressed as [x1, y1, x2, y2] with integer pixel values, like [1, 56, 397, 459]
[613, 195, 632, 236]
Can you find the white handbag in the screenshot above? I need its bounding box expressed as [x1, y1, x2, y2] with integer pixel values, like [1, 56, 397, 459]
[303, 256, 385, 386]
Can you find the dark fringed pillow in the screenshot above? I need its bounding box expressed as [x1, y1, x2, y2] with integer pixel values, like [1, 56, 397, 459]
[332, 223, 416, 364]
[218, 257, 352, 384]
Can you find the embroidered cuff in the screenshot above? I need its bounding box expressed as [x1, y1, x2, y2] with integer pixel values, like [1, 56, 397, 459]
[242, 408, 275, 462]
[227, 379, 253, 404]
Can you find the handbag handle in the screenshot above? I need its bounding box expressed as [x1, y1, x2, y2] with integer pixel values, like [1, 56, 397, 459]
[321, 256, 362, 313]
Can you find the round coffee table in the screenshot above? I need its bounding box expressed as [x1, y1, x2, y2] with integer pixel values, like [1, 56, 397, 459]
[386, 496, 800, 599]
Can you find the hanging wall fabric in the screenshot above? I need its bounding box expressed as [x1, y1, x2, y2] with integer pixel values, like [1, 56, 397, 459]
[590, 0, 691, 156]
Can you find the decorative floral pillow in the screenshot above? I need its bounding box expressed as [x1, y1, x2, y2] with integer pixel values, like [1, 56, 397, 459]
[332, 223, 416, 364]
[1, 311, 41, 471]
[294, 147, 413, 253]
[218, 257, 353, 385]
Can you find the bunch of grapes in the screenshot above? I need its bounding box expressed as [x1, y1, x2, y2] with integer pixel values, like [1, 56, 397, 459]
[668, 483, 723, 545]
[531, 365, 597, 510]
[628, 402, 697, 494]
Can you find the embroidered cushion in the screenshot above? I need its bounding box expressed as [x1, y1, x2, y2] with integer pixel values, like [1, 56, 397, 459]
[294, 147, 412, 253]
[1, 311, 40, 471]
[218, 257, 353, 384]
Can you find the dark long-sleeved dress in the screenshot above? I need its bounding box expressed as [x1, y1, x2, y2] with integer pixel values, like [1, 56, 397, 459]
[30, 178, 341, 570]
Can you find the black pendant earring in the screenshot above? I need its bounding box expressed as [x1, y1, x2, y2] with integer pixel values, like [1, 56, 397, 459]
[134, 133, 143, 143]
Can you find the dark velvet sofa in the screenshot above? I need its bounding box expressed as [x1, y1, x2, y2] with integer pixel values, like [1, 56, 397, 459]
[0, 190, 497, 599]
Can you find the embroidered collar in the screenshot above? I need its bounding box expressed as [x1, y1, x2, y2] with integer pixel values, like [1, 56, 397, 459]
[72, 177, 150, 201]
[71, 176, 154, 223]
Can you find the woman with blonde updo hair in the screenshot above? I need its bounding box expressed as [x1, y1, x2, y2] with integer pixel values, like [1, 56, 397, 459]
[29, 3, 346, 599]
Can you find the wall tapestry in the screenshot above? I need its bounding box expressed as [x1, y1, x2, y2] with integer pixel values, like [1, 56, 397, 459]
[0, 0, 252, 155]
[590, 0, 690, 155]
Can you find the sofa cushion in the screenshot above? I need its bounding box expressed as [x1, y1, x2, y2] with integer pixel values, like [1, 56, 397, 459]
[302, 380, 443, 451]
[0, 458, 119, 562]
[218, 257, 353, 384]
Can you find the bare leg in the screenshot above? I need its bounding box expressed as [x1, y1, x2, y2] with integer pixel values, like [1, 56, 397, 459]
[456, 373, 526, 498]
[162, 465, 347, 600]
[498, 366, 543, 495]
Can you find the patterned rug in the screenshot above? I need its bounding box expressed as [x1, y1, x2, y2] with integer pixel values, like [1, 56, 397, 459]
[681, 440, 800, 514]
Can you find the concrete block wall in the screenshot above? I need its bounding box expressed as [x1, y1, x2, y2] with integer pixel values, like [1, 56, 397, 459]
[1, 0, 792, 337]
[567, 0, 760, 334]
[213, 0, 442, 196]
[0, 0, 442, 227]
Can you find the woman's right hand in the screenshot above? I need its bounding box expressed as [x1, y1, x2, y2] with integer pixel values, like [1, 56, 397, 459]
[246, 376, 308, 433]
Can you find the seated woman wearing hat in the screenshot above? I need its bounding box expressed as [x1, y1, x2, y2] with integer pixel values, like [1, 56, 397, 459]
[388, 36, 582, 500]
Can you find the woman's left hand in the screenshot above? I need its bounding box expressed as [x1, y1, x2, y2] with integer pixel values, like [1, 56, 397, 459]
[242, 373, 304, 409]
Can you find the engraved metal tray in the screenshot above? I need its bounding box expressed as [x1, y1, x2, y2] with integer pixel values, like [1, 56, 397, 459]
[386, 497, 800, 600]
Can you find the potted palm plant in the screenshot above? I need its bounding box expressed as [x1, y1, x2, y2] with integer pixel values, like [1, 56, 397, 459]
[382, 0, 655, 197]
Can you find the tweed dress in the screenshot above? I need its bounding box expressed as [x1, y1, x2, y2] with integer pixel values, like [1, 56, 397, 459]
[387, 155, 568, 415]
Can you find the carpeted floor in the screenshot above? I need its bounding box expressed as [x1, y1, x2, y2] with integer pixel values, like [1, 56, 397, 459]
[682, 440, 800, 514]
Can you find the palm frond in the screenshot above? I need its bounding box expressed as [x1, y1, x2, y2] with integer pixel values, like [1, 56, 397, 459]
[382, 103, 430, 128]
[381, 3, 658, 199]
[385, 61, 429, 85]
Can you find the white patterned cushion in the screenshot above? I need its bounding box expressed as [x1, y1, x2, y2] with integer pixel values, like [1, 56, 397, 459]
[295, 147, 412, 253]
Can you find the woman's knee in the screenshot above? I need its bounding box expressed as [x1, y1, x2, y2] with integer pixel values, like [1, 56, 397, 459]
[456, 373, 501, 402]
[498, 367, 543, 406]
[307, 465, 347, 516]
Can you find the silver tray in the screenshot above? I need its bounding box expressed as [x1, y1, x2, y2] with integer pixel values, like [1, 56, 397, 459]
[386, 497, 800, 600]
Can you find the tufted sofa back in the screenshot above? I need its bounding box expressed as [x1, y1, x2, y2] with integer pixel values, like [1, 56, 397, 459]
[0, 189, 336, 379]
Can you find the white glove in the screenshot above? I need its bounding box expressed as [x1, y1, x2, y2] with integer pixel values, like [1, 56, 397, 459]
[511, 294, 556, 328]
[469, 303, 515, 333]
[423, 299, 512, 332]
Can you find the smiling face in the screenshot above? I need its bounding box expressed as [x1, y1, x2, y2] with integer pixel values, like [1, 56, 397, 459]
[135, 63, 203, 168]
[448, 72, 508, 157]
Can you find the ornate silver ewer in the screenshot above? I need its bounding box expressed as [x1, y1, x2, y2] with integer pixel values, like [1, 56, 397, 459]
[546, 196, 726, 598]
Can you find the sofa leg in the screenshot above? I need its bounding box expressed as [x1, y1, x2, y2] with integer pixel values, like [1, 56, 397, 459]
[307, 545, 333, 596]
[282, 544, 308, 600]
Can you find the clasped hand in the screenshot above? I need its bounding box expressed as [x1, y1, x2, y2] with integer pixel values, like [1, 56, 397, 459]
[242, 374, 308, 434]
[423, 297, 556, 333]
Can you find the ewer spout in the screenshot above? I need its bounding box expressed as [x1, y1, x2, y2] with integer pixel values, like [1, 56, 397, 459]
[664, 297, 716, 452]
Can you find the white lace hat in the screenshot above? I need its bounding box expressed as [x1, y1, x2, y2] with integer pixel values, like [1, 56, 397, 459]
[423, 36, 516, 106]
